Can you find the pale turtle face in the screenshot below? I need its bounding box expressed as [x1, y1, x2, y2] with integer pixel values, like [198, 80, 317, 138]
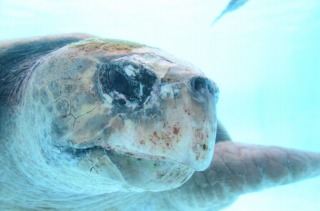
[27, 39, 218, 191]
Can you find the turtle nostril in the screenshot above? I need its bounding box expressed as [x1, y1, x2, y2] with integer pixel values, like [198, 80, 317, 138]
[190, 76, 215, 95]
[193, 77, 205, 91]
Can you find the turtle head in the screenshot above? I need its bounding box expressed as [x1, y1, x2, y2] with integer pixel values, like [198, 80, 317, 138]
[25, 38, 218, 191]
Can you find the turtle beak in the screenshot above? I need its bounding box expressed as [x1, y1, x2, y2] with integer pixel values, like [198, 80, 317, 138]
[154, 76, 218, 171]
[176, 76, 218, 171]
[168, 76, 218, 171]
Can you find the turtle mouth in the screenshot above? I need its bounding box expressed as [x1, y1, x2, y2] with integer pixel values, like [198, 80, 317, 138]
[58, 145, 106, 157]
[56, 144, 197, 171]
[54, 144, 195, 192]
[57, 145, 173, 163]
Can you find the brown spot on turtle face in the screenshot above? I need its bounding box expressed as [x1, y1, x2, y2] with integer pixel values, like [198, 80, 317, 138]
[184, 108, 191, 115]
[139, 140, 145, 145]
[202, 144, 207, 151]
[146, 122, 182, 150]
[173, 126, 180, 135]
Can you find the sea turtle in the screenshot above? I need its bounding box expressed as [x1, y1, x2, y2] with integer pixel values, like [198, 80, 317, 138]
[0, 34, 320, 211]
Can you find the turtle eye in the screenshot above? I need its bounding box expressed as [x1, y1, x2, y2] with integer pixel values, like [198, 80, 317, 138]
[108, 68, 133, 97]
[98, 60, 158, 106]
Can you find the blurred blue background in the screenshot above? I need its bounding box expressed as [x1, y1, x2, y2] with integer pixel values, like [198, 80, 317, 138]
[1, 0, 320, 210]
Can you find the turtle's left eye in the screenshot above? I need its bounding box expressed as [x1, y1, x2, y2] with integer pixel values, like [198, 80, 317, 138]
[98, 60, 158, 106]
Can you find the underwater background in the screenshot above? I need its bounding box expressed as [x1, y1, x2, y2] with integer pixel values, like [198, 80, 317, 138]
[0, 0, 319, 210]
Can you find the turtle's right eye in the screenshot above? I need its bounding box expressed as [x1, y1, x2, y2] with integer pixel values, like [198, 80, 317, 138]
[108, 68, 132, 98]
[98, 60, 158, 107]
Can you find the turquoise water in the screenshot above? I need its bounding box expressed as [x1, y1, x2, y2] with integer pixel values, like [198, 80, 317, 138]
[1, 0, 320, 210]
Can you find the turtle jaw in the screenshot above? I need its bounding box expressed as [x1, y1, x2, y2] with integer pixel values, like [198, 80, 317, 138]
[57, 144, 195, 192]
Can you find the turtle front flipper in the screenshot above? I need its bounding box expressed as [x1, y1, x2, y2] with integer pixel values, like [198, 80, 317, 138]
[0, 34, 94, 105]
[160, 142, 320, 211]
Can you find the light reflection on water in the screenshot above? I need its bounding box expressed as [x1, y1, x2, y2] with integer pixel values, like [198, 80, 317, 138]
[1, 0, 320, 210]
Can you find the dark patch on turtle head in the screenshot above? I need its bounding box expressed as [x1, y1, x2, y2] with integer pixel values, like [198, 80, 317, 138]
[98, 59, 159, 108]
